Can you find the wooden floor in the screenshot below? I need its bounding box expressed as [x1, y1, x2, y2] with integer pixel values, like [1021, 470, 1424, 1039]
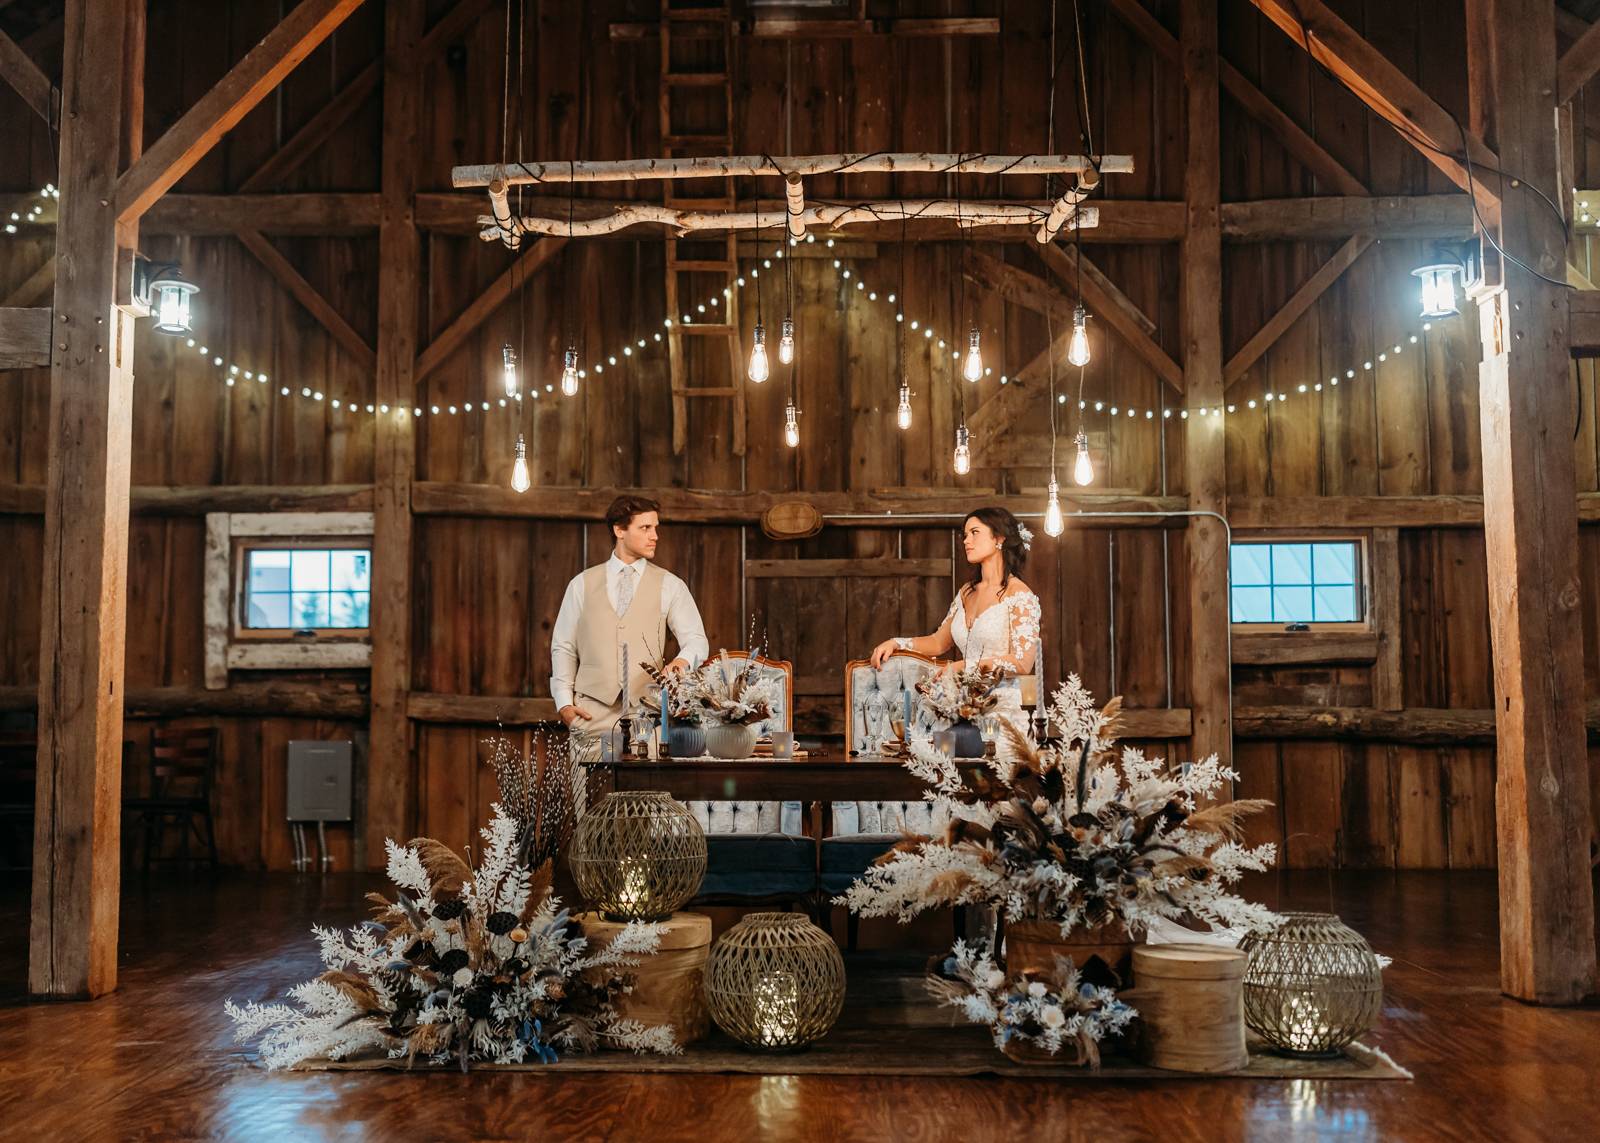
[2, 871, 1597, 1141]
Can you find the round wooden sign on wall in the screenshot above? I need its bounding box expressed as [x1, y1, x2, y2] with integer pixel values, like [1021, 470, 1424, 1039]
[762, 500, 824, 541]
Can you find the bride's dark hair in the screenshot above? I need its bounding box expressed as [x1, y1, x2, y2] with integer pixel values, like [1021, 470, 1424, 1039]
[961, 506, 1027, 593]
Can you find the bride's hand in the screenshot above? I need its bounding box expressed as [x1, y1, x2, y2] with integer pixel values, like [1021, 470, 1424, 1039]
[940, 659, 966, 676]
[870, 639, 901, 668]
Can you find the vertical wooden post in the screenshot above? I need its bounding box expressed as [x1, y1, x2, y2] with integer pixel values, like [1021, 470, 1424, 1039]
[1180, 0, 1230, 769]
[30, 0, 142, 998]
[366, 0, 423, 866]
[1471, 0, 1596, 1004]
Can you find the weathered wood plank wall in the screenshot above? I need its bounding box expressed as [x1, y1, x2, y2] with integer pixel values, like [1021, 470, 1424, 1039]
[0, 0, 1596, 869]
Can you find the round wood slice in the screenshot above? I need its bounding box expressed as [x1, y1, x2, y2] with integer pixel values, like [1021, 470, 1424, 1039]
[762, 500, 824, 540]
[579, 911, 712, 1047]
[1132, 942, 1247, 980]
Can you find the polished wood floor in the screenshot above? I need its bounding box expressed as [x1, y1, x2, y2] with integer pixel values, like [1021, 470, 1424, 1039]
[1, 870, 1597, 1142]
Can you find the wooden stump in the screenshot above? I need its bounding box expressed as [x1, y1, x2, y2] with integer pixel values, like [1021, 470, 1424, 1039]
[1129, 943, 1249, 1073]
[579, 911, 712, 1047]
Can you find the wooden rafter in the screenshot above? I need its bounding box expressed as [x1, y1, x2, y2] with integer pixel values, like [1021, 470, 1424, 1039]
[611, 16, 1000, 41]
[966, 325, 1078, 454]
[1246, 0, 1499, 211]
[1035, 243, 1185, 393]
[415, 237, 568, 383]
[1105, 0, 1367, 196]
[1558, 18, 1600, 105]
[236, 0, 495, 193]
[0, 26, 55, 125]
[0, 306, 50, 367]
[2, 258, 54, 307]
[115, 0, 366, 225]
[1223, 234, 1375, 389]
[235, 229, 375, 372]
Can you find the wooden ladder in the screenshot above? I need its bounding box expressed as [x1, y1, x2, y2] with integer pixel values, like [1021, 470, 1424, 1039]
[659, 1, 745, 456]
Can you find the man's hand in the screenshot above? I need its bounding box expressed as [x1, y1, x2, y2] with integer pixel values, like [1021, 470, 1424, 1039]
[559, 704, 594, 727]
[662, 658, 690, 676]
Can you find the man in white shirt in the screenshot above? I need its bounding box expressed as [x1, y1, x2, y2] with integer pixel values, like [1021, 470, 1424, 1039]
[550, 495, 709, 757]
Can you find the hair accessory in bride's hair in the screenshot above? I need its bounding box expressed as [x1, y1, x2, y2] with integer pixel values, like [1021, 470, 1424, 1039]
[1015, 522, 1034, 551]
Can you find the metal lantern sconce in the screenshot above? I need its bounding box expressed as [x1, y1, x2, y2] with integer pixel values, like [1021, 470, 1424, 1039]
[1411, 239, 1482, 320]
[139, 262, 200, 335]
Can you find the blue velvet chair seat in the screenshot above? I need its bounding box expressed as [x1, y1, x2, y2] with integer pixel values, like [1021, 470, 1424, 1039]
[819, 833, 901, 896]
[698, 832, 818, 899]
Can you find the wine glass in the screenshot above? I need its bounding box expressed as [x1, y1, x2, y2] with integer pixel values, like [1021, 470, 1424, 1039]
[864, 685, 889, 756]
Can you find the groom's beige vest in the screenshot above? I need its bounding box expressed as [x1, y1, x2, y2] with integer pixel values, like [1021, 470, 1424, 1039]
[572, 561, 667, 706]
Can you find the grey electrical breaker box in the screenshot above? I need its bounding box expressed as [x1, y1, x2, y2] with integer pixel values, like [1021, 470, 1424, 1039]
[286, 740, 353, 822]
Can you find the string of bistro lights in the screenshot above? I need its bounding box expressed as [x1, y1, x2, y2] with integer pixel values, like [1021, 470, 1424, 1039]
[7, 183, 1453, 500]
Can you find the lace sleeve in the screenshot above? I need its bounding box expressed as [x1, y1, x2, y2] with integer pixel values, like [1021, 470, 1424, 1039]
[990, 592, 1041, 676]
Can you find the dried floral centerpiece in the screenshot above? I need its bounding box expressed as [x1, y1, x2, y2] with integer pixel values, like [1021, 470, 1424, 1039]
[676, 650, 783, 759]
[926, 941, 1137, 1067]
[915, 661, 1007, 724]
[225, 733, 680, 1070]
[842, 675, 1280, 1064]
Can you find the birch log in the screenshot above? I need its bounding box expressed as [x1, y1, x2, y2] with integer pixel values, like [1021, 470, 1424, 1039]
[785, 173, 806, 239]
[1036, 169, 1101, 243]
[452, 152, 1134, 187]
[477, 200, 1098, 242]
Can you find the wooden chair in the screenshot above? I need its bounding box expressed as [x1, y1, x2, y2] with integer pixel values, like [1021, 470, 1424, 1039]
[688, 653, 820, 918]
[124, 727, 220, 873]
[0, 729, 37, 871]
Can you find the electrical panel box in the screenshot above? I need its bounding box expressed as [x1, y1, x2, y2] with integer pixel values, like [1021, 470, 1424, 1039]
[286, 740, 353, 822]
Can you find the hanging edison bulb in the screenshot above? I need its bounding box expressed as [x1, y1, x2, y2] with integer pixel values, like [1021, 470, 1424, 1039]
[501, 345, 519, 398]
[748, 322, 770, 383]
[778, 316, 795, 365]
[1072, 428, 1094, 486]
[560, 346, 580, 397]
[953, 425, 972, 476]
[511, 434, 531, 493]
[1067, 303, 1091, 368]
[962, 327, 983, 383]
[783, 401, 801, 447]
[1043, 475, 1065, 537]
[896, 384, 913, 430]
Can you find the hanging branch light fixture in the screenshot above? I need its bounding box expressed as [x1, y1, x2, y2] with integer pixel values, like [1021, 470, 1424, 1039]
[896, 214, 913, 431]
[749, 202, 770, 383]
[561, 162, 582, 397]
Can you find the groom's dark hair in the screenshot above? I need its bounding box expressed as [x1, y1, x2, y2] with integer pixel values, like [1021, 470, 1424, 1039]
[606, 494, 660, 534]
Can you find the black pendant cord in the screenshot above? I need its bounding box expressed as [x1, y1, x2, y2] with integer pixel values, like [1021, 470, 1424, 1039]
[898, 213, 908, 393]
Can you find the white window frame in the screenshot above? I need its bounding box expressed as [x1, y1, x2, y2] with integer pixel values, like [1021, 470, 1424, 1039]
[204, 511, 375, 688]
[1227, 533, 1371, 633]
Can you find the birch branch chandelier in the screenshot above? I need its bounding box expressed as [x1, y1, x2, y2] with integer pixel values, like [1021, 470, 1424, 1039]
[449, 153, 1132, 247]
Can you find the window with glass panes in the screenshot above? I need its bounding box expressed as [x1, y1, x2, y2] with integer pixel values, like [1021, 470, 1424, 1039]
[1229, 541, 1362, 625]
[244, 548, 371, 630]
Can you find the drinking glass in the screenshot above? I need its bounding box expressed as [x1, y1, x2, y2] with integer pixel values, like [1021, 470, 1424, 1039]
[770, 730, 795, 760]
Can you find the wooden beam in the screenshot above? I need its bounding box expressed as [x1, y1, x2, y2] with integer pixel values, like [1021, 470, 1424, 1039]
[235, 0, 495, 192]
[0, 307, 51, 368]
[1228, 494, 1492, 528]
[408, 692, 559, 725]
[235, 229, 375, 372]
[955, 323, 1076, 455]
[1220, 196, 1475, 241]
[1223, 234, 1374, 389]
[1035, 243, 1186, 393]
[1368, 527, 1404, 710]
[1246, 0, 1499, 209]
[1472, 0, 1596, 1004]
[0, 683, 368, 720]
[1183, 0, 1231, 774]
[411, 481, 1187, 526]
[0, 483, 373, 516]
[1231, 631, 1379, 666]
[1104, 0, 1367, 196]
[0, 27, 55, 125]
[30, 0, 141, 1001]
[115, 0, 366, 225]
[1568, 288, 1600, 354]
[745, 558, 952, 579]
[2, 259, 55, 307]
[367, 0, 422, 870]
[414, 237, 567, 382]
[1557, 19, 1600, 105]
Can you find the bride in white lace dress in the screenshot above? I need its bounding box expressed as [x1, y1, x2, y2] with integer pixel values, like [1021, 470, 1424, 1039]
[870, 507, 1042, 733]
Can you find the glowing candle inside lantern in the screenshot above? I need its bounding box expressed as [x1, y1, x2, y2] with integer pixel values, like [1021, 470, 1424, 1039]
[754, 970, 800, 1048]
[1281, 992, 1330, 1054]
[615, 855, 649, 916]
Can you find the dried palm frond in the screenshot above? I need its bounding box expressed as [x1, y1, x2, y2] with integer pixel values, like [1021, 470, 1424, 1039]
[1152, 853, 1214, 881]
[319, 970, 383, 1012]
[519, 859, 555, 923]
[1097, 696, 1124, 743]
[1184, 798, 1273, 843]
[406, 837, 473, 899]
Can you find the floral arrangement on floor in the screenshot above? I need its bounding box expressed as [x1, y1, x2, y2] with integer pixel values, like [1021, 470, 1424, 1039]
[915, 661, 1007, 724]
[843, 674, 1281, 939]
[926, 940, 1136, 1068]
[224, 733, 680, 1071]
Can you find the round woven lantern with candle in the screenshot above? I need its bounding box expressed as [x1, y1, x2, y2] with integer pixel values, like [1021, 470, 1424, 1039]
[1238, 912, 1383, 1058]
[703, 912, 846, 1051]
[569, 791, 707, 922]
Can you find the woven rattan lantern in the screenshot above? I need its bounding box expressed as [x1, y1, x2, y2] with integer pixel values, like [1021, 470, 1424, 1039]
[569, 791, 706, 921]
[704, 912, 846, 1051]
[1239, 912, 1383, 1058]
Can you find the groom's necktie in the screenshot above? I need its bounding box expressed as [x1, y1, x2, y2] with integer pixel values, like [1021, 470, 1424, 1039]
[615, 565, 637, 617]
